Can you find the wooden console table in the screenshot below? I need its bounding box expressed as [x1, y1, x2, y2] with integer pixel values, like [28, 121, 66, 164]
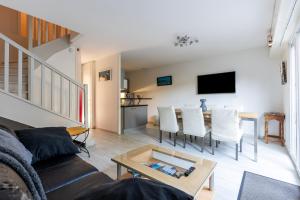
[264, 112, 285, 146]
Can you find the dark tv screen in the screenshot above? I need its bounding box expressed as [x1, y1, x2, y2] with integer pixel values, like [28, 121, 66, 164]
[157, 76, 172, 86]
[197, 72, 235, 94]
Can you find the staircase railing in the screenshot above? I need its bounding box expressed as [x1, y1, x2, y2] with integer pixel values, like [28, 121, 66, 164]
[0, 33, 88, 127]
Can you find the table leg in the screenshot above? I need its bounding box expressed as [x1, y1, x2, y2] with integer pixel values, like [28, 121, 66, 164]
[117, 163, 121, 180]
[280, 121, 285, 146]
[209, 172, 214, 191]
[254, 119, 258, 162]
[265, 120, 269, 144]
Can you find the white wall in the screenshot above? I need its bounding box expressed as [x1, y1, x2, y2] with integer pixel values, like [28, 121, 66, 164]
[94, 54, 121, 134]
[82, 61, 96, 128]
[46, 47, 77, 79]
[127, 47, 282, 137]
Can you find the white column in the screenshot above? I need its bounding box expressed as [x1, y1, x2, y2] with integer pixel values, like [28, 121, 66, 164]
[41, 65, 45, 107]
[84, 84, 89, 127]
[4, 42, 9, 92]
[28, 57, 34, 101]
[18, 49, 23, 97]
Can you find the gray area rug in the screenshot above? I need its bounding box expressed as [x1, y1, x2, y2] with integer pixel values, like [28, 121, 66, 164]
[238, 171, 300, 200]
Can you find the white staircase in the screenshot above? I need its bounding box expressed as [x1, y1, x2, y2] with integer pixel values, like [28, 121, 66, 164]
[0, 33, 88, 128]
[0, 58, 28, 99]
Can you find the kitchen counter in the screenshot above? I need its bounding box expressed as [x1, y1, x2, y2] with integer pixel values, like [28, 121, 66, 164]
[121, 104, 148, 107]
[121, 105, 148, 133]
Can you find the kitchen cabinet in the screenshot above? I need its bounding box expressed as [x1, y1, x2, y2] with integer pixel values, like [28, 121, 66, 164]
[121, 105, 148, 132]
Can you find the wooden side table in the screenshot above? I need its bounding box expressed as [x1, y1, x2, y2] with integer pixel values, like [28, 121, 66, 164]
[264, 112, 285, 146]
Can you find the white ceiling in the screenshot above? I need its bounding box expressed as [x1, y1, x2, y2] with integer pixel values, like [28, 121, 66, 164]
[0, 0, 275, 71]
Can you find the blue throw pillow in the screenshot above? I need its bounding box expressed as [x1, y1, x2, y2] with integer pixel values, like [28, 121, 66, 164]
[0, 129, 33, 164]
[16, 127, 80, 164]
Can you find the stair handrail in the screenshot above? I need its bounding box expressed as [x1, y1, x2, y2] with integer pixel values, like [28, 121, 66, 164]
[0, 33, 83, 89]
[0, 32, 88, 127]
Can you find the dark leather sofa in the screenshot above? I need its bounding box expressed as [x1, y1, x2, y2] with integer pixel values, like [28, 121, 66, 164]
[0, 119, 114, 200]
[33, 155, 114, 200]
[0, 120, 192, 200]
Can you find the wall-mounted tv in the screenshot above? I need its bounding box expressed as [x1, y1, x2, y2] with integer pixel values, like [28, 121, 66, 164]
[197, 72, 235, 94]
[157, 76, 172, 86]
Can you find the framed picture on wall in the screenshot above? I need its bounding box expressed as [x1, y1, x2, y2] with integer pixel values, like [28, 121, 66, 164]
[281, 61, 287, 85]
[99, 69, 112, 81]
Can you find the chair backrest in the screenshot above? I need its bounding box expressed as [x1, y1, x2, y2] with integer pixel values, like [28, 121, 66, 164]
[224, 105, 244, 112]
[211, 109, 239, 137]
[181, 108, 206, 137]
[183, 104, 199, 108]
[157, 106, 179, 133]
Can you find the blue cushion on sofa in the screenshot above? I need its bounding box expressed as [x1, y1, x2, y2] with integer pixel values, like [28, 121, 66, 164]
[0, 129, 32, 164]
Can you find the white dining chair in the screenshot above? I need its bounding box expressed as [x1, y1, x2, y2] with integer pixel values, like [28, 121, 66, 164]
[157, 106, 179, 146]
[181, 107, 210, 152]
[211, 109, 244, 160]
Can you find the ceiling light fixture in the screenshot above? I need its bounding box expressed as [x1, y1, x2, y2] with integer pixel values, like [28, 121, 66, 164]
[174, 35, 199, 47]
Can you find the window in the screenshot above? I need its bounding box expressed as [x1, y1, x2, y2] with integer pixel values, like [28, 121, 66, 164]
[289, 33, 300, 172]
[289, 45, 296, 161]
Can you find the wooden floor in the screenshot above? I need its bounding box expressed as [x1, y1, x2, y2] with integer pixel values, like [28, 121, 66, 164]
[79, 127, 300, 200]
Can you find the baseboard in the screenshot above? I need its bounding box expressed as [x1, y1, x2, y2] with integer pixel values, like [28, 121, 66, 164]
[95, 128, 119, 135]
[123, 125, 147, 133]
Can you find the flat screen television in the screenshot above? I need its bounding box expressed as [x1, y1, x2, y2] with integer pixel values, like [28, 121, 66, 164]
[197, 72, 235, 94]
[157, 76, 172, 86]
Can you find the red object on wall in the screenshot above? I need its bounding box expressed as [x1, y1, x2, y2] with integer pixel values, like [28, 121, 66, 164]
[79, 89, 83, 122]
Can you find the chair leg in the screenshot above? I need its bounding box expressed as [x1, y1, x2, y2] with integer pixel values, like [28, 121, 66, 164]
[216, 140, 218, 148]
[235, 143, 239, 161]
[174, 133, 176, 147]
[201, 137, 204, 152]
[190, 135, 193, 143]
[240, 137, 243, 152]
[212, 139, 215, 155]
[209, 132, 212, 146]
[169, 132, 171, 139]
[159, 130, 162, 143]
[195, 136, 197, 141]
[184, 134, 186, 148]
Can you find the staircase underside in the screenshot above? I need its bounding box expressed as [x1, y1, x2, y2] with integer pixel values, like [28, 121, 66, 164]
[0, 90, 80, 128]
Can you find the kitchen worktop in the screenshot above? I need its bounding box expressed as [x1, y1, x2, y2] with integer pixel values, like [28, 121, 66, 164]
[121, 104, 148, 107]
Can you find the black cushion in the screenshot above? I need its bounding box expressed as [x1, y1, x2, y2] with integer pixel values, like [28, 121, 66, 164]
[46, 172, 114, 200]
[16, 127, 79, 164]
[33, 155, 98, 193]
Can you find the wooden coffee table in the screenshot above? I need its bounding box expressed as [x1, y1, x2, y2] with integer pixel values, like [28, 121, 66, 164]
[111, 144, 217, 200]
